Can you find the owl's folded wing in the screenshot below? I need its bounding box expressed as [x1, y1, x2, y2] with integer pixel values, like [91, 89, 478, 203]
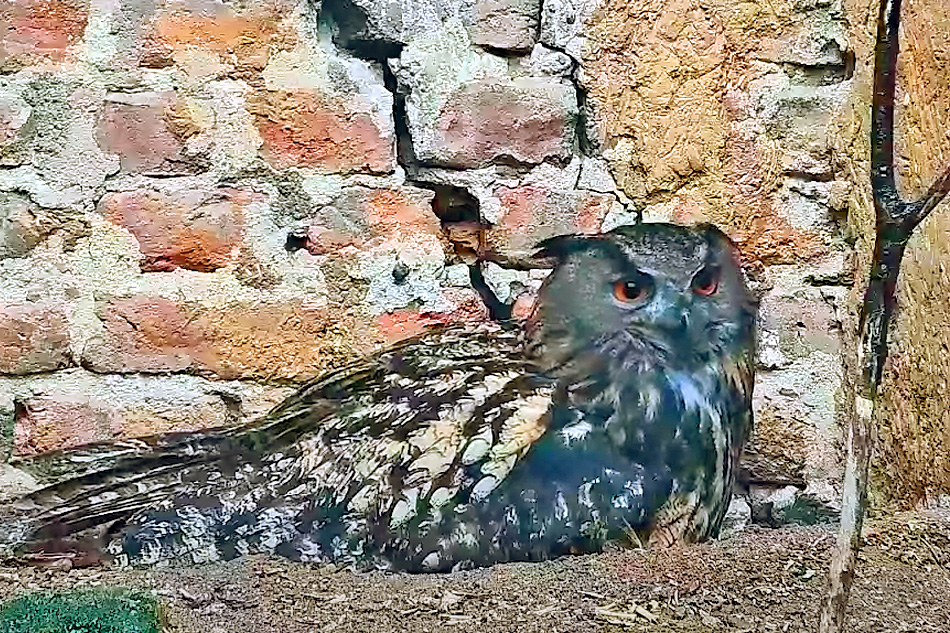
[2, 322, 557, 565]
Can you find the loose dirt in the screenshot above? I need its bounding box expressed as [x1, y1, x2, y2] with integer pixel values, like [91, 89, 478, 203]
[0, 510, 947, 633]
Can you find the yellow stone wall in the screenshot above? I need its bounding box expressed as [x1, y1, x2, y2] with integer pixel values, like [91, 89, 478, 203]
[876, 0, 950, 505]
[588, 0, 950, 505]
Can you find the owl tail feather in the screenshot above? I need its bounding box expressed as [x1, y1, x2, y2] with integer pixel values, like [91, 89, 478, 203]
[0, 426, 270, 567]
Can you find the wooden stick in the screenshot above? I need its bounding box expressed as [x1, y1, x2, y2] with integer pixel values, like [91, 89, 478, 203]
[818, 0, 950, 630]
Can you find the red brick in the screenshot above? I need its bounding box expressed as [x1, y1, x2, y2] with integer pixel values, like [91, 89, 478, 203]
[306, 186, 439, 255]
[511, 292, 537, 321]
[143, 1, 296, 73]
[0, 0, 88, 68]
[0, 303, 72, 375]
[487, 185, 613, 257]
[428, 78, 575, 168]
[251, 89, 395, 174]
[13, 394, 105, 455]
[100, 187, 253, 272]
[82, 297, 377, 380]
[12, 391, 229, 457]
[96, 92, 188, 174]
[376, 289, 488, 343]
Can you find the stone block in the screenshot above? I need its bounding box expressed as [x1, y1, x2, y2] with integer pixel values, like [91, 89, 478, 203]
[0, 464, 38, 501]
[329, 0, 474, 48]
[486, 185, 614, 258]
[473, 0, 540, 52]
[756, 265, 842, 370]
[752, 75, 850, 152]
[393, 21, 577, 168]
[0, 0, 88, 69]
[518, 43, 573, 78]
[0, 303, 72, 375]
[0, 192, 57, 259]
[0, 87, 30, 150]
[305, 185, 439, 255]
[1, 76, 119, 207]
[576, 156, 619, 193]
[777, 177, 851, 232]
[752, 346, 843, 505]
[100, 186, 254, 273]
[540, 0, 596, 62]
[82, 296, 375, 381]
[96, 92, 192, 175]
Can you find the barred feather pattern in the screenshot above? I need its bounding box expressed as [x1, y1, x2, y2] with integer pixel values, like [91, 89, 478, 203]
[0, 223, 756, 572]
[1, 322, 751, 571]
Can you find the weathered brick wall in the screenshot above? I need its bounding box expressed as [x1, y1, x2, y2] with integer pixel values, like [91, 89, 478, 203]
[0, 0, 625, 465]
[1, 0, 945, 508]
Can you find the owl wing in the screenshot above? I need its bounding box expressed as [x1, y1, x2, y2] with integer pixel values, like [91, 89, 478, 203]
[2, 322, 559, 566]
[230, 322, 559, 558]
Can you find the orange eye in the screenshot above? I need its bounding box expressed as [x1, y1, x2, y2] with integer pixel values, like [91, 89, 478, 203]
[692, 266, 720, 296]
[613, 275, 652, 304]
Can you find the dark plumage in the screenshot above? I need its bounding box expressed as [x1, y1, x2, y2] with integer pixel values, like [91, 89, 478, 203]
[0, 222, 757, 571]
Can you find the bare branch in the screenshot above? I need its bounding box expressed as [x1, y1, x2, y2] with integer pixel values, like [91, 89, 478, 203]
[919, 164, 950, 218]
[820, 0, 950, 630]
[870, 0, 904, 220]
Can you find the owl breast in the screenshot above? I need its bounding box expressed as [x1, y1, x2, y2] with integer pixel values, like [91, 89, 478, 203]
[518, 353, 747, 551]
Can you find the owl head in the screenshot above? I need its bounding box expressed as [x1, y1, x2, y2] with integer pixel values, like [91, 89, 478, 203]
[528, 222, 756, 368]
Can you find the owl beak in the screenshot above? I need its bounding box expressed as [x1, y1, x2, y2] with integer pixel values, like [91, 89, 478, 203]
[655, 303, 695, 341]
[673, 311, 694, 340]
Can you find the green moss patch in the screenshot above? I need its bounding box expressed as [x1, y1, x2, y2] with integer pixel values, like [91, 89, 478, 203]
[0, 588, 160, 633]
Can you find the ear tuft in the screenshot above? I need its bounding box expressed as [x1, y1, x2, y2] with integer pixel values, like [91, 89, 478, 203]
[532, 234, 598, 262]
[697, 223, 743, 264]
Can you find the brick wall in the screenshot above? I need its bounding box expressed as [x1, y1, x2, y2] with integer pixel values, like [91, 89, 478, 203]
[0, 0, 623, 460]
[1, 0, 943, 507]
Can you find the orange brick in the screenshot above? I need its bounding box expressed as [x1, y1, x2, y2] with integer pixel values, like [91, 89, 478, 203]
[251, 89, 395, 174]
[0, 303, 72, 375]
[83, 297, 377, 380]
[12, 390, 230, 457]
[100, 187, 253, 272]
[143, 1, 297, 72]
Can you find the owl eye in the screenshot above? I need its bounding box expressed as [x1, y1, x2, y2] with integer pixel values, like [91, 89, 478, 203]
[692, 266, 720, 296]
[613, 274, 653, 304]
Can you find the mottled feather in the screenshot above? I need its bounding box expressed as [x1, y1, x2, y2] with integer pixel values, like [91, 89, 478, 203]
[0, 223, 756, 572]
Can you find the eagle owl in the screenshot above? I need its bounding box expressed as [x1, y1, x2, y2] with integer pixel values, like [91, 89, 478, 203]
[0, 222, 756, 572]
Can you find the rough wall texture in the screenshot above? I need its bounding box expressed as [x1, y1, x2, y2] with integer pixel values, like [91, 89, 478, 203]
[0, 0, 946, 509]
[585, 0, 855, 508]
[0, 0, 624, 466]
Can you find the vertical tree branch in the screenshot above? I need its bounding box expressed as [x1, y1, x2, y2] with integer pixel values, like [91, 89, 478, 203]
[819, 0, 950, 630]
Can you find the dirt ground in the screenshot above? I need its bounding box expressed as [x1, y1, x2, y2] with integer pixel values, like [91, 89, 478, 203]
[0, 510, 947, 633]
